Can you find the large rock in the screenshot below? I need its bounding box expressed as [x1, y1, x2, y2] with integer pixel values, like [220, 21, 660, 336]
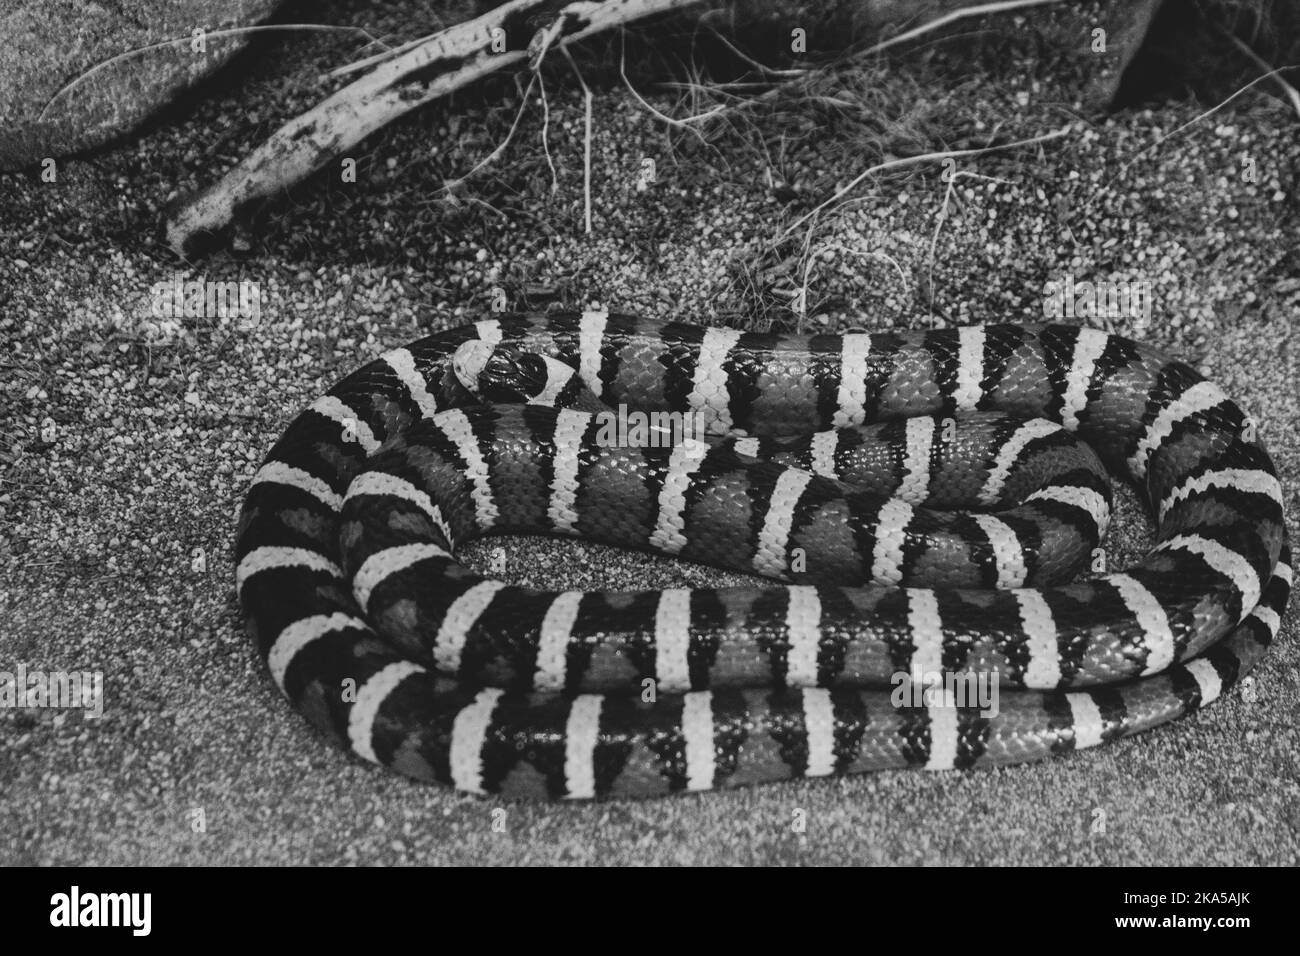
[0, 0, 285, 170]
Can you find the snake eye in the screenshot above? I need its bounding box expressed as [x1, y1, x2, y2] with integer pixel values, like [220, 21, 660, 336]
[479, 351, 548, 403]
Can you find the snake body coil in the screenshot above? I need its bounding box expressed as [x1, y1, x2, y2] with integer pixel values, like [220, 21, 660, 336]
[236, 316, 1288, 799]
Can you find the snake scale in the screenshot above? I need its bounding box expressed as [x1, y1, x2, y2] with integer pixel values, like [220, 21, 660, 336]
[235, 314, 1289, 799]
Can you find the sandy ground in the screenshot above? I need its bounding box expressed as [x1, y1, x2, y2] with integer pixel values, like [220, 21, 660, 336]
[2, 1, 1299, 865]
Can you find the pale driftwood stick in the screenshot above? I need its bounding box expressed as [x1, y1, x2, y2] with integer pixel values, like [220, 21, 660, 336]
[165, 0, 701, 257]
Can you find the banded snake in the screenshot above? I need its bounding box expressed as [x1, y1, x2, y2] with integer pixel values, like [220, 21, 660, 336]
[235, 315, 1289, 799]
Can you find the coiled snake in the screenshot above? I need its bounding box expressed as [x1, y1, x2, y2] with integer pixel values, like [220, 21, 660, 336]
[235, 315, 1289, 799]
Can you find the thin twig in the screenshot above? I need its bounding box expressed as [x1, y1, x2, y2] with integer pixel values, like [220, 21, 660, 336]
[702, 23, 805, 78]
[1120, 66, 1300, 171]
[443, 74, 540, 192]
[798, 241, 911, 322]
[722, 0, 1065, 122]
[561, 46, 593, 235]
[925, 179, 959, 324]
[794, 210, 819, 331]
[528, 19, 566, 196]
[619, 34, 724, 142]
[925, 170, 1010, 321]
[855, 0, 1068, 59]
[662, 79, 777, 92]
[583, 87, 593, 234]
[1221, 31, 1300, 120]
[38, 24, 389, 120]
[324, 31, 437, 81]
[538, 72, 559, 194]
[772, 125, 1073, 247]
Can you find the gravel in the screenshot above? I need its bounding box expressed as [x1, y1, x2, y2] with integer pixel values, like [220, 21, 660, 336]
[1, 0, 1298, 865]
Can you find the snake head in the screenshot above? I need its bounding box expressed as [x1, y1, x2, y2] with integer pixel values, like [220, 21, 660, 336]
[451, 339, 494, 395]
[452, 339, 570, 405]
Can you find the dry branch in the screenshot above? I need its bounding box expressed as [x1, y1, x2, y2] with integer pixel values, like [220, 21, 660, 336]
[165, 0, 701, 257]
